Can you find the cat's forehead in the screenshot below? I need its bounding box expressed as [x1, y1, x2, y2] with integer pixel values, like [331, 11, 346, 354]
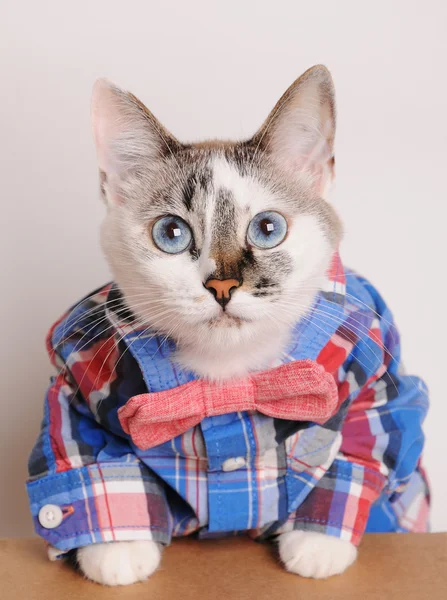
[166, 147, 290, 217]
[136, 146, 273, 220]
[209, 157, 273, 213]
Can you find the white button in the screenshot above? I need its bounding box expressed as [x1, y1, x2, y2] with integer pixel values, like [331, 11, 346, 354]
[38, 504, 63, 529]
[222, 457, 246, 472]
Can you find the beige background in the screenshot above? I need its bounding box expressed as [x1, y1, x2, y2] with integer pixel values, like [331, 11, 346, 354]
[1, 0, 446, 537]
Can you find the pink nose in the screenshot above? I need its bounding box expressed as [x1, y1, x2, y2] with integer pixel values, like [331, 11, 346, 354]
[205, 278, 240, 308]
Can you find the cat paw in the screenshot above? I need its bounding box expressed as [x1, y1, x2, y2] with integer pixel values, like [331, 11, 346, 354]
[278, 531, 357, 579]
[77, 540, 161, 586]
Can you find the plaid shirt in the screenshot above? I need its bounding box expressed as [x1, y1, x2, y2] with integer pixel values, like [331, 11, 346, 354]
[27, 256, 430, 555]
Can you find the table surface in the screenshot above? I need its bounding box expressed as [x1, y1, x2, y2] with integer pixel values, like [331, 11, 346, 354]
[1, 534, 446, 599]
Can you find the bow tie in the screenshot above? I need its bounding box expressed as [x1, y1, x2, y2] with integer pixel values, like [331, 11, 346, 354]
[118, 359, 338, 450]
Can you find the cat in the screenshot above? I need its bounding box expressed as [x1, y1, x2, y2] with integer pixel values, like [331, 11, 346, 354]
[84, 65, 349, 584]
[27, 65, 429, 586]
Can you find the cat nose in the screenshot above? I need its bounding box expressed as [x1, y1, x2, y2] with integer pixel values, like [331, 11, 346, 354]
[204, 278, 241, 309]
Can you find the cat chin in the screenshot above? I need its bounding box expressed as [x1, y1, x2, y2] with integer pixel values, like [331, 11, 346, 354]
[173, 318, 293, 380]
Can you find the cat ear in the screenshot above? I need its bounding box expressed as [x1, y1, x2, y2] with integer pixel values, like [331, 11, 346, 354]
[91, 79, 180, 203]
[252, 65, 336, 197]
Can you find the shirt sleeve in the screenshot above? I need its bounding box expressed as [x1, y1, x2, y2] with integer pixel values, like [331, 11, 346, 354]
[27, 370, 172, 554]
[285, 374, 427, 544]
[280, 295, 429, 545]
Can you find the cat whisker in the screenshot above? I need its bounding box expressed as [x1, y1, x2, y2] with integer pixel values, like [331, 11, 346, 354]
[271, 300, 403, 397]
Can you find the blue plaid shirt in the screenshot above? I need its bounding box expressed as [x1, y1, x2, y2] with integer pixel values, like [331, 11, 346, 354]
[27, 261, 430, 554]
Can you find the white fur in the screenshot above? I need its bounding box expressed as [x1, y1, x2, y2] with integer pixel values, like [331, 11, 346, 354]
[77, 540, 161, 586]
[101, 157, 333, 380]
[278, 531, 357, 579]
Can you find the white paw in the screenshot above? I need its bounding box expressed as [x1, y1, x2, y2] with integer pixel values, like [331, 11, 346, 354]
[278, 531, 357, 579]
[77, 540, 161, 586]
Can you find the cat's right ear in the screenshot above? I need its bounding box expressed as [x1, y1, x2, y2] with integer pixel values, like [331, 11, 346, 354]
[91, 79, 180, 204]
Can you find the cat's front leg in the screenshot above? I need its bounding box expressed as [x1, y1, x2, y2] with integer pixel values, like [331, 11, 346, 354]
[77, 540, 161, 586]
[278, 531, 357, 579]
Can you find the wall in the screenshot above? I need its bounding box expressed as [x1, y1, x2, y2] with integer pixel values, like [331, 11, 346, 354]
[1, 0, 445, 536]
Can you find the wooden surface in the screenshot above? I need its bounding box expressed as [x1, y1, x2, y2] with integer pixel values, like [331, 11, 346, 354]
[1, 534, 446, 599]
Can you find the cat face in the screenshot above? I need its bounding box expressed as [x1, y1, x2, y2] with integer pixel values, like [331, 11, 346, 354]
[92, 66, 342, 378]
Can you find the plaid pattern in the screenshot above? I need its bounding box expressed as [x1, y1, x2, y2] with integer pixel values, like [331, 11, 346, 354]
[27, 254, 430, 554]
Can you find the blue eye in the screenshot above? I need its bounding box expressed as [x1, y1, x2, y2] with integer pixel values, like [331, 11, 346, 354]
[152, 215, 193, 254]
[247, 211, 288, 249]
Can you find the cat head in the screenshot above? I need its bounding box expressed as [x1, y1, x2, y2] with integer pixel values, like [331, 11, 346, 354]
[91, 65, 342, 379]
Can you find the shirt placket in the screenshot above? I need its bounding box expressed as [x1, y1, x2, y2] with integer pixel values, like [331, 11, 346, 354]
[201, 413, 258, 532]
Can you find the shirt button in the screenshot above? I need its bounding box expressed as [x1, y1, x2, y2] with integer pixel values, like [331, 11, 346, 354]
[222, 457, 246, 472]
[38, 504, 63, 529]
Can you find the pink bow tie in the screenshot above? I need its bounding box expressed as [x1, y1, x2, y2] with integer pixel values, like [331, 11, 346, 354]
[118, 359, 338, 450]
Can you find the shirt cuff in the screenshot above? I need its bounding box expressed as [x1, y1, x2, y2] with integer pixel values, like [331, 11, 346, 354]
[27, 462, 172, 553]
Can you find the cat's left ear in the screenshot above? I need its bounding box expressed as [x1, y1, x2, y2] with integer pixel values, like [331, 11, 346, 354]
[252, 65, 336, 198]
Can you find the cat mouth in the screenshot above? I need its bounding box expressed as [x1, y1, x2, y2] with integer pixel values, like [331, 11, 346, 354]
[207, 311, 253, 327]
